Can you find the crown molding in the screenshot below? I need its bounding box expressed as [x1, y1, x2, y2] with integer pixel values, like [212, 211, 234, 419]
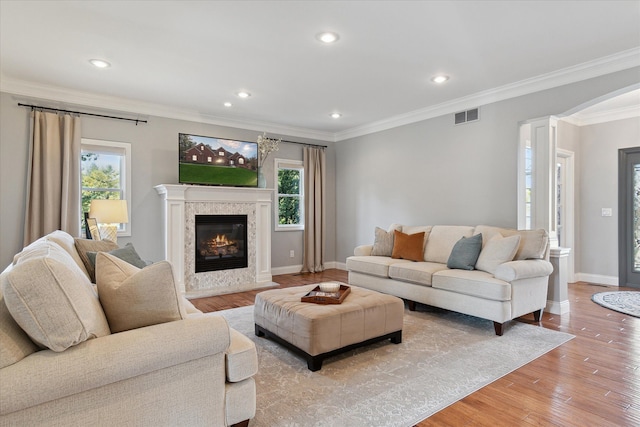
[0, 75, 336, 142]
[334, 47, 640, 141]
[561, 104, 640, 127]
[2, 47, 638, 143]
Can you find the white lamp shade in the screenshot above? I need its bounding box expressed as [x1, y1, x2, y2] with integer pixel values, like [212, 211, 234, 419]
[89, 200, 129, 224]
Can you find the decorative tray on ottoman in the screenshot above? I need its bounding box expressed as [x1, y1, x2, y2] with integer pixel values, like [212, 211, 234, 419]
[301, 283, 351, 305]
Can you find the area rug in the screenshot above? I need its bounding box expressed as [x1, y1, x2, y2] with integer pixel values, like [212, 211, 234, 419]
[592, 291, 640, 317]
[218, 305, 574, 427]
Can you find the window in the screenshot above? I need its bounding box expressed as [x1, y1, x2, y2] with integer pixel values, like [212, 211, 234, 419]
[275, 158, 304, 231]
[81, 138, 131, 237]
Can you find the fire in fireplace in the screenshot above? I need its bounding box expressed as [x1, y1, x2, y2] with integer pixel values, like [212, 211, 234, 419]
[195, 214, 248, 273]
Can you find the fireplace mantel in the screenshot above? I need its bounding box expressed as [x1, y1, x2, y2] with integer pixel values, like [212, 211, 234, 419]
[155, 184, 273, 297]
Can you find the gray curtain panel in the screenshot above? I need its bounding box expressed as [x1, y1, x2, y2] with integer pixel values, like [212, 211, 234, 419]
[24, 111, 81, 245]
[302, 146, 326, 273]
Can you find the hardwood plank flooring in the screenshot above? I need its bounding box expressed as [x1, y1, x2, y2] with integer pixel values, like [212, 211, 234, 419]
[190, 270, 639, 426]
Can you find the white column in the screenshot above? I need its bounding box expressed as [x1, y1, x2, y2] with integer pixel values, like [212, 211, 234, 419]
[528, 116, 559, 248]
[154, 185, 187, 294]
[547, 247, 571, 315]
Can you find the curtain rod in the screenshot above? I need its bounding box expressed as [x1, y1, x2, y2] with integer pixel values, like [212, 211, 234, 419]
[18, 103, 147, 125]
[281, 139, 327, 149]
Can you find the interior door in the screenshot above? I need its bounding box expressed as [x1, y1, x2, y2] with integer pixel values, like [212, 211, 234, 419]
[619, 147, 640, 288]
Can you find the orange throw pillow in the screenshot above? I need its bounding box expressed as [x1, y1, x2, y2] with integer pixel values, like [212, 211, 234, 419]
[391, 230, 425, 262]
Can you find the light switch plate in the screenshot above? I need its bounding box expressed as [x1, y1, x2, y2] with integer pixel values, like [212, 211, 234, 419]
[602, 208, 613, 217]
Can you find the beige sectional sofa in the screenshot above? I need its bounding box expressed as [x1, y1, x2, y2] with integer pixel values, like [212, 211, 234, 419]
[347, 225, 554, 335]
[0, 230, 257, 426]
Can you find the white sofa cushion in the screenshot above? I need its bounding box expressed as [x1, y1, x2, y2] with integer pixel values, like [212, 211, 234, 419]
[474, 225, 548, 260]
[2, 242, 111, 352]
[46, 230, 90, 277]
[346, 255, 412, 278]
[432, 269, 512, 301]
[424, 225, 474, 264]
[476, 234, 521, 275]
[0, 283, 39, 368]
[96, 253, 187, 333]
[388, 262, 448, 286]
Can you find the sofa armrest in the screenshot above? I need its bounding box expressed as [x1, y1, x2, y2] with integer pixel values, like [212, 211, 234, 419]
[494, 259, 554, 282]
[226, 328, 258, 382]
[354, 244, 373, 256]
[0, 315, 231, 415]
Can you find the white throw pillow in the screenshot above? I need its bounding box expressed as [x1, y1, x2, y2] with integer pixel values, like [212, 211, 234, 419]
[96, 252, 186, 333]
[476, 234, 521, 275]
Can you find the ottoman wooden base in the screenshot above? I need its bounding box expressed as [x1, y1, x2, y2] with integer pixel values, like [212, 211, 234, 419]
[254, 284, 404, 371]
[255, 323, 401, 371]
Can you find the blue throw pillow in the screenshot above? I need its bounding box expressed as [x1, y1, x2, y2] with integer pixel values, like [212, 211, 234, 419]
[447, 233, 483, 270]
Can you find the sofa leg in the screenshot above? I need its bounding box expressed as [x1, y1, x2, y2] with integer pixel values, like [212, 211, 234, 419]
[406, 300, 416, 311]
[230, 420, 250, 427]
[493, 322, 504, 336]
[533, 309, 543, 322]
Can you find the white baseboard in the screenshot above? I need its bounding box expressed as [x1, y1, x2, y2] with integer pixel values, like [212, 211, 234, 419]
[271, 265, 303, 275]
[575, 273, 618, 286]
[546, 299, 571, 315]
[271, 261, 346, 276]
[334, 262, 347, 271]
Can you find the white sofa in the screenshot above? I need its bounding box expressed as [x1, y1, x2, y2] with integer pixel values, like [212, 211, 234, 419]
[347, 225, 554, 335]
[0, 230, 257, 426]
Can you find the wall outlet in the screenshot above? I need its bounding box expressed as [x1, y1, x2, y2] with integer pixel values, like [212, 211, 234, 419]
[290, 250, 295, 258]
[602, 208, 613, 217]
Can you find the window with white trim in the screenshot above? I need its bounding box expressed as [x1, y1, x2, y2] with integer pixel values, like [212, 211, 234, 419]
[275, 158, 304, 231]
[81, 138, 132, 237]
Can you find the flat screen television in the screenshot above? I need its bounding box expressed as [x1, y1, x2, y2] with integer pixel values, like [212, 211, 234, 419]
[178, 133, 258, 187]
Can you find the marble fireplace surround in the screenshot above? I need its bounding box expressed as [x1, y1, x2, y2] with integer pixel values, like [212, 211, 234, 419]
[155, 184, 273, 298]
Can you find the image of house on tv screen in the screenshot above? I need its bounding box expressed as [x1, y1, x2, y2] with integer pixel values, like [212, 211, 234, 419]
[179, 133, 258, 187]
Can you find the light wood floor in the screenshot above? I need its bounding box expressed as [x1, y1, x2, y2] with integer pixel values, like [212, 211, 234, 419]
[191, 270, 639, 426]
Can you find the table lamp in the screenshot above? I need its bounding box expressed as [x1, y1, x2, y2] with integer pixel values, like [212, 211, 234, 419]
[89, 199, 128, 243]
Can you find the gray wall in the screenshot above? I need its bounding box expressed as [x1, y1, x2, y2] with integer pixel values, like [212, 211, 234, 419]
[578, 117, 640, 279]
[2, 66, 638, 283]
[334, 67, 640, 272]
[0, 91, 336, 269]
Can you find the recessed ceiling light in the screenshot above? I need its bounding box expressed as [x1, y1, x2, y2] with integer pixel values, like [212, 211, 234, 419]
[330, 112, 342, 119]
[224, 102, 232, 107]
[431, 75, 449, 84]
[89, 59, 111, 68]
[316, 32, 340, 44]
[237, 91, 251, 98]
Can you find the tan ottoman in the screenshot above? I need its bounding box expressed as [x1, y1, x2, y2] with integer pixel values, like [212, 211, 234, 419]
[254, 284, 404, 371]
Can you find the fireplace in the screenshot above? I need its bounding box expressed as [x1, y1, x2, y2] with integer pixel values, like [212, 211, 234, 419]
[155, 184, 272, 297]
[195, 214, 248, 273]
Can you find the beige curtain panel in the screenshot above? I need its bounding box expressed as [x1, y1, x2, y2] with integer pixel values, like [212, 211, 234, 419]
[302, 146, 326, 273]
[24, 111, 81, 245]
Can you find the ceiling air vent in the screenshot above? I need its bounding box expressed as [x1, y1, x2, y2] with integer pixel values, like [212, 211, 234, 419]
[454, 108, 480, 125]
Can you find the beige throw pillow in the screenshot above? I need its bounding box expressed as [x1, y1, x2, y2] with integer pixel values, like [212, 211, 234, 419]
[74, 238, 119, 283]
[2, 256, 111, 352]
[475, 234, 521, 275]
[371, 226, 400, 256]
[96, 253, 186, 333]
